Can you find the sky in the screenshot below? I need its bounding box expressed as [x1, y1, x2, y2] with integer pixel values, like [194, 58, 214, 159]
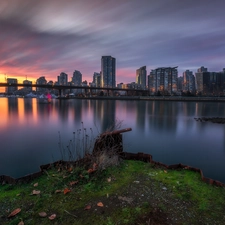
[0, 0, 225, 85]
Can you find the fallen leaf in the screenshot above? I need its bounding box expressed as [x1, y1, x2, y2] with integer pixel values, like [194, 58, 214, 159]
[33, 182, 38, 187]
[32, 190, 41, 195]
[8, 208, 21, 217]
[93, 163, 98, 170]
[48, 214, 56, 220]
[68, 167, 73, 172]
[16, 193, 21, 196]
[87, 168, 94, 173]
[97, 202, 104, 207]
[70, 181, 78, 186]
[39, 212, 47, 217]
[55, 190, 62, 193]
[84, 205, 91, 210]
[164, 170, 167, 173]
[80, 174, 84, 178]
[63, 188, 71, 194]
[63, 175, 67, 179]
[18, 221, 24, 225]
[107, 177, 111, 182]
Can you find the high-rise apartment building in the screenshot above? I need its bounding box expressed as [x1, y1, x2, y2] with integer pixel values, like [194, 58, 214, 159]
[6, 78, 18, 95]
[23, 79, 32, 92]
[101, 56, 116, 88]
[36, 76, 47, 92]
[148, 67, 178, 94]
[183, 70, 196, 93]
[136, 66, 147, 89]
[93, 72, 101, 87]
[58, 72, 68, 85]
[195, 66, 209, 94]
[72, 70, 82, 86]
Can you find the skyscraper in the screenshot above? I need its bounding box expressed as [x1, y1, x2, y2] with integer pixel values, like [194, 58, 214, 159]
[36, 76, 47, 93]
[195, 66, 209, 94]
[58, 72, 68, 85]
[183, 70, 195, 93]
[72, 70, 82, 86]
[6, 78, 17, 95]
[136, 66, 147, 89]
[101, 56, 116, 88]
[93, 72, 101, 87]
[148, 67, 178, 94]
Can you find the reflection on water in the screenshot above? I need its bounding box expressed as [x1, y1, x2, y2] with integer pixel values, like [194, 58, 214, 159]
[0, 97, 225, 183]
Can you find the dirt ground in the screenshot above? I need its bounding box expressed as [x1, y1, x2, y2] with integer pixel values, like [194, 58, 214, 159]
[70, 174, 216, 225]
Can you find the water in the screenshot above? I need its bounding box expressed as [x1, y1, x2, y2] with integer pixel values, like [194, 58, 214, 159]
[0, 97, 225, 183]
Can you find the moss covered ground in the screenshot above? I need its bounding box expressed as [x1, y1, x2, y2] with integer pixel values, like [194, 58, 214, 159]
[1, 160, 225, 225]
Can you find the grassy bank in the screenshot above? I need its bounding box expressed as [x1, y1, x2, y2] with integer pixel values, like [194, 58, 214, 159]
[1, 160, 225, 225]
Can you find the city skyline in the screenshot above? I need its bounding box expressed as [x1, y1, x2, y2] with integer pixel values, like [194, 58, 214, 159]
[0, 0, 225, 85]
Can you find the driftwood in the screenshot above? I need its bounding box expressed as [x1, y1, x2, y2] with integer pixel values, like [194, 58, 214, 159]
[92, 128, 132, 155]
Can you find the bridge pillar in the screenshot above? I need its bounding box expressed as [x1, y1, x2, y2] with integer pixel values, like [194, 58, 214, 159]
[59, 89, 62, 97]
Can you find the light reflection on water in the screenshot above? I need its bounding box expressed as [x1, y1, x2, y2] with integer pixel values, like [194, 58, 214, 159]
[0, 97, 225, 183]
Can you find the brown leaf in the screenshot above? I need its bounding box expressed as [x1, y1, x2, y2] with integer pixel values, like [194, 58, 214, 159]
[18, 221, 24, 225]
[63, 188, 71, 194]
[84, 205, 91, 210]
[8, 208, 21, 217]
[87, 168, 94, 174]
[39, 212, 47, 217]
[70, 181, 78, 186]
[97, 202, 104, 207]
[48, 214, 56, 220]
[164, 170, 168, 173]
[33, 182, 38, 187]
[93, 163, 98, 170]
[32, 190, 41, 195]
[55, 190, 62, 193]
[68, 167, 73, 172]
[107, 177, 111, 182]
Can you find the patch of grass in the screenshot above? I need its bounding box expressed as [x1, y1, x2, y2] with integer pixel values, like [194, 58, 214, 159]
[1, 160, 225, 225]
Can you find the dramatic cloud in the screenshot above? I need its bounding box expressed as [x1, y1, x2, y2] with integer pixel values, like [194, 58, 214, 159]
[0, 0, 225, 84]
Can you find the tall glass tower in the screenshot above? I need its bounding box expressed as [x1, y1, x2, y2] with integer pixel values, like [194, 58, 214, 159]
[101, 56, 116, 88]
[136, 66, 147, 89]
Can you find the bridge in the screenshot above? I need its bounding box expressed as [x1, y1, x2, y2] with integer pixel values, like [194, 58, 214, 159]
[0, 82, 149, 96]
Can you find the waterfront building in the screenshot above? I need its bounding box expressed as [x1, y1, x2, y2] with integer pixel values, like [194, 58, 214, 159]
[36, 76, 47, 93]
[176, 76, 183, 95]
[72, 70, 82, 86]
[57, 72, 68, 96]
[23, 79, 32, 92]
[93, 72, 101, 87]
[101, 56, 116, 88]
[6, 78, 18, 95]
[148, 67, 178, 95]
[183, 70, 196, 94]
[71, 70, 82, 95]
[195, 67, 210, 95]
[195, 67, 225, 96]
[136, 66, 147, 89]
[58, 72, 68, 85]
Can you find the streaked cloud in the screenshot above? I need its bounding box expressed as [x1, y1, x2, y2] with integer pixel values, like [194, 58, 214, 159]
[0, 0, 225, 84]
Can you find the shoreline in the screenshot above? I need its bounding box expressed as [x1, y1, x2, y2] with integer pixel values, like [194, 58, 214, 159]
[58, 96, 225, 102]
[1, 152, 224, 187]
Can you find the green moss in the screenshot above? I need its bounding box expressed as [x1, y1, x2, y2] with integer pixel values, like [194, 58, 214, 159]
[1, 160, 225, 225]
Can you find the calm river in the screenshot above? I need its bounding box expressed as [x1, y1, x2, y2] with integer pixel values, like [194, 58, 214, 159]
[0, 97, 225, 183]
